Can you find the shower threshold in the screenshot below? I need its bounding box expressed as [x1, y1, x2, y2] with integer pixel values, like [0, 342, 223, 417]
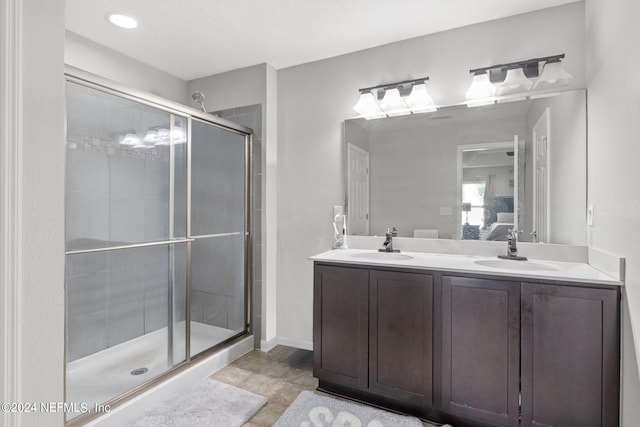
[65, 321, 239, 420]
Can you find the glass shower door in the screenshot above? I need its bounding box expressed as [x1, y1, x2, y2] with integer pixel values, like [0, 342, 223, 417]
[190, 119, 248, 357]
[64, 81, 188, 419]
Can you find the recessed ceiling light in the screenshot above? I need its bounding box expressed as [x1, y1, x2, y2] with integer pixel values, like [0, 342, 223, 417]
[108, 14, 138, 29]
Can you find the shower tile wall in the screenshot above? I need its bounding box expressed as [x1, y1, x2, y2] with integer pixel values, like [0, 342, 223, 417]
[190, 234, 245, 331]
[65, 142, 187, 362]
[211, 104, 262, 346]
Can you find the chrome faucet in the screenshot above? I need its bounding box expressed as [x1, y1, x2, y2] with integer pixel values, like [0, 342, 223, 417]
[506, 229, 518, 257]
[379, 227, 399, 253]
[498, 229, 527, 260]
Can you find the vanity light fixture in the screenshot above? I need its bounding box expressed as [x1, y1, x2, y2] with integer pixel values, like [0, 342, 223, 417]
[170, 127, 187, 144]
[152, 127, 187, 146]
[532, 58, 573, 90]
[108, 13, 138, 29]
[119, 125, 186, 148]
[143, 129, 158, 144]
[405, 81, 437, 113]
[380, 87, 408, 116]
[466, 54, 571, 106]
[353, 77, 436, 119]
[119, 132, 141, 146]
[465, 71, 496, 107]
[154, 128, 171, 146]
[499, 66, 532, 95]
[353, 91, 385, 119]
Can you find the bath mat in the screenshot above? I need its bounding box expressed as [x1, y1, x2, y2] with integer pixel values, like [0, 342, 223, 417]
[274, 390, 423, 427]
[128, 377, 266, 427]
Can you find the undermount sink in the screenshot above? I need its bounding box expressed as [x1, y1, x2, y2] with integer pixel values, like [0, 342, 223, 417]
[352, 252, 414, 261]
[474, 259, 561, 272]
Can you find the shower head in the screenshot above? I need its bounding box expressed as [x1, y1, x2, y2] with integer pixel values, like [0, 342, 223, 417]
[192, 91, 207, 113]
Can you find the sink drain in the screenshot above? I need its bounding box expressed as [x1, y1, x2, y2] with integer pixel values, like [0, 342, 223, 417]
[130, 367, 148, 376]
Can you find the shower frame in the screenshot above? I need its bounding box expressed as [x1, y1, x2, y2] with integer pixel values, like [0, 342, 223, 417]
[64, 66, 253, 425]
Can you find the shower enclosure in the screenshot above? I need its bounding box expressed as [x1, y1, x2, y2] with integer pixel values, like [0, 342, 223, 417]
[64, 74, 251, 422]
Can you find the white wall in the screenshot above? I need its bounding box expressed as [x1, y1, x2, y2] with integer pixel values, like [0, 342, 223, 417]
[22, 0, 66, 423]
[65, 31, 188, 104]
[585, 0, 640, 424]
[1, 0, 66, 425]
[187, 64, 280, 349]
[276, 3, 586, 346]
[187, 64, 267, 112]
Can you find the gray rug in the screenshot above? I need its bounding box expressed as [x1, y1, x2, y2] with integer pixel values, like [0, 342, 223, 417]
[128, 377, 266, 427]
[274, 390, 423, 427]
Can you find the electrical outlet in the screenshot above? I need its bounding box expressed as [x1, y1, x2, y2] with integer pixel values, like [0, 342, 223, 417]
[333, 205, 344, 218]
[587, 204, 594, 226]
[439, 207, 453, 216]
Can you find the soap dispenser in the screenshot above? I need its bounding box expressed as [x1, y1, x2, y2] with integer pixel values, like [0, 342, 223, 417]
[332, 208, 347, 249]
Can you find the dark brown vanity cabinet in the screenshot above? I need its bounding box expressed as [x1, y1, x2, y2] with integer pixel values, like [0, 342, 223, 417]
[313, 265, 369, 390]
[441, 277, 620, 427]
[369, 270, 433, 407]
[441, 276, 521, 426]
[520, 283, 620, 427]
[313, 262, 620, 427]
[313, 264, 434, 411]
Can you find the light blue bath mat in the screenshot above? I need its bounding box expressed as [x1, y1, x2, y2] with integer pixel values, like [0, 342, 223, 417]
[274, 390, 423, 427]
[128, 377, 266, 427]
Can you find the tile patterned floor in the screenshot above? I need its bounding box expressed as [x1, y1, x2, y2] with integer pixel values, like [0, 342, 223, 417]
[210, 345, 439, 426]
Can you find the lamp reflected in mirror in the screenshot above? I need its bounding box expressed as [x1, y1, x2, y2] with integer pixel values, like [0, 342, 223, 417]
[462, 203, 472, 224]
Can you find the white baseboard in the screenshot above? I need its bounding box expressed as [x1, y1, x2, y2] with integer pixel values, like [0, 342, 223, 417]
[260, 336, 279, 352]
[277, 336, 313, 351]
[260, 336, 313, 352]
[85, 335, 254, 427]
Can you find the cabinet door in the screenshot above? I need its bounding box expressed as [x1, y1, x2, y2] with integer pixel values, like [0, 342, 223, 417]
[441, 276, 520, 426]
[313, 265, 369, 389]
[369, 270, 433, 407]
[521, 283, 619, 427]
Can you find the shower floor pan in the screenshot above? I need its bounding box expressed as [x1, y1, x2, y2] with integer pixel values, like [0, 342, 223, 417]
[65, 321, 239, 416]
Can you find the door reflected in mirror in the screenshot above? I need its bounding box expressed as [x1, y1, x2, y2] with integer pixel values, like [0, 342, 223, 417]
[458, 140, 520, 242]
[343, 90, 586, 245]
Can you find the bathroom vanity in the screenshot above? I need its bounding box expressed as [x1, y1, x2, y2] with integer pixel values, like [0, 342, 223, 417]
[311, 249, 620, 427]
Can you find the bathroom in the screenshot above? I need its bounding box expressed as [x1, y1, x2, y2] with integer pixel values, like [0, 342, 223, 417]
[1, 0, 640, 426]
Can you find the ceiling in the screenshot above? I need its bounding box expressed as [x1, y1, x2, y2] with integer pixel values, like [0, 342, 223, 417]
[65, 0, 579, 81]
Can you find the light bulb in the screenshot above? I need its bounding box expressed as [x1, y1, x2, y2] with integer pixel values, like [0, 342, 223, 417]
[353, 91, 385, 119]
[533, 61, 573, 90]
[466, 72, 496, 101]
[380, 88, 407, 114]
[108, 14, 138, 29]
[406, 82, 436, 113]
[499, 67, 532, 96]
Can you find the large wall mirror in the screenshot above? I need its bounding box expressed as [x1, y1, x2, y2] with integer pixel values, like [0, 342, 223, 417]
[343, 89, 586, 245]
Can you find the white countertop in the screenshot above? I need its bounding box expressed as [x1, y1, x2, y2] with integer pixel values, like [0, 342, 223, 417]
[310, 248, 622, 286]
